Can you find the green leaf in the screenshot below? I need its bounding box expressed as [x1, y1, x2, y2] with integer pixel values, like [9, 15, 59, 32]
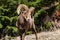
[34, 9, 45, 18]
[7, 26, 18, 32]
[0, 23, 2, 28]
[12, 27, 18, 32]
[45, 22, 52, 29]
[1, 16, 5, 21]
[56, 4, 60, 10]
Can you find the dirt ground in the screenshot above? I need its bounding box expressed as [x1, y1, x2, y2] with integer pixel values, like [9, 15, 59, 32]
[1, 29, 60, 40]
[24, 29, 60, 40]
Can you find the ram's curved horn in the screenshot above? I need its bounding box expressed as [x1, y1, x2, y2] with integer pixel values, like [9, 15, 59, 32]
[29, 7, 35, 14]
[17, 4, 29, 15]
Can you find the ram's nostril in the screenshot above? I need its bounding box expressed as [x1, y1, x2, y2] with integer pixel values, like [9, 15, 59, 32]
[28, 19, 30, 21]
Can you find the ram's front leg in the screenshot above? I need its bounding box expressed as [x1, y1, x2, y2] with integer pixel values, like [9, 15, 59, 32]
[32, 23, 38, 40]
[22, 33, 26, 40]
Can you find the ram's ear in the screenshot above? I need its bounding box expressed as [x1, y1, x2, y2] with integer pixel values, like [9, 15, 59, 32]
[29, 7, 35, 15]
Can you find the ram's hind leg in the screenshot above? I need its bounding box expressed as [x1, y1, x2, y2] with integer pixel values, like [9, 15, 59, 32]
[22, 29, 28, 40]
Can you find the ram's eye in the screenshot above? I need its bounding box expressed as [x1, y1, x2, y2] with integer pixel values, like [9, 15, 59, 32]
[24, 13, 26, 14]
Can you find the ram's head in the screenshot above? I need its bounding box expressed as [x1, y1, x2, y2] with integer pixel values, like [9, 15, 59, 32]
[17, 4, 35, 22]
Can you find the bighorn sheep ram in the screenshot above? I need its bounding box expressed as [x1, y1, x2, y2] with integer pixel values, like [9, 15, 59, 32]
[16, 4, 38, 40]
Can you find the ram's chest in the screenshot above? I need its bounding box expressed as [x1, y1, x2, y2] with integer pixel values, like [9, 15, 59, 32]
[19, 21, 33, 30]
